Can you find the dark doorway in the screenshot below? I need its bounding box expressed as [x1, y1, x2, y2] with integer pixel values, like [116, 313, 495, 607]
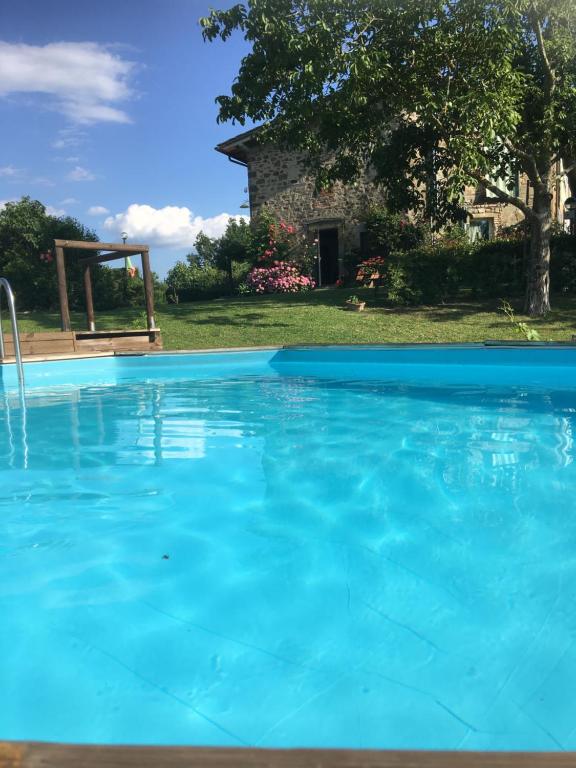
[318, 228, 339, 286]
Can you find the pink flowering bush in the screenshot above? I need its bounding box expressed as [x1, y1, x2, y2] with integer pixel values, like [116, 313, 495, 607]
[247, 261, 315, 294]
[252, 212, 315, 273]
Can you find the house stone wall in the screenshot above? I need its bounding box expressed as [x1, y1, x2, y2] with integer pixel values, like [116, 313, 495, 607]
[245, 143, 387, 261]
[232, 139, 567, 268]
[464, 174, 567, 234]
[463, 177, 529, 235]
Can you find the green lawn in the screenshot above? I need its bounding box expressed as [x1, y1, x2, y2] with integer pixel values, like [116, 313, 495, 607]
[15, 288, 576, 349]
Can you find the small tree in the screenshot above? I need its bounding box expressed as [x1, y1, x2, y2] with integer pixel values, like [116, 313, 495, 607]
[216, 218, 253, 288]
[202, 0, 576, 315]
[191, 218, 252, 288]
[192, 232, 219, 268]
[0, 197, 99, 309]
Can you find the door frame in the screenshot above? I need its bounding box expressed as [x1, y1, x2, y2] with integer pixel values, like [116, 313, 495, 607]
[307, 219, 343, 287]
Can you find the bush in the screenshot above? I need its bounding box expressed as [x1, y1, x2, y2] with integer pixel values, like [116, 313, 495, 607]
[386, 247, 466, 304]
[166, 261, 251, 302]
[550, 234, 576, 293]
[365, 207, 429, 256]
[246, 261, 315, 293]
[167, 265, 229, 301]
[379, 235, 576, 306]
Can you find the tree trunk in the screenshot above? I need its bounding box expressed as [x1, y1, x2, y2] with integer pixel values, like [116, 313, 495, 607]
[524, 188, 553, 316]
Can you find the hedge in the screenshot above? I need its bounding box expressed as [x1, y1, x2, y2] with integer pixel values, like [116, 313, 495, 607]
[382, 235, 576, 305]
[167, 262, 252, 302]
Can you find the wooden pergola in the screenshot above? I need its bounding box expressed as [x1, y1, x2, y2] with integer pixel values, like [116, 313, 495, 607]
[54, 239, 157, 333]
[38, 239, 164, 355]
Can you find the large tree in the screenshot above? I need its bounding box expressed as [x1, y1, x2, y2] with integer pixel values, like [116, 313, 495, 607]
[202, 0, 576, 315]
[0, 197, 99, 310]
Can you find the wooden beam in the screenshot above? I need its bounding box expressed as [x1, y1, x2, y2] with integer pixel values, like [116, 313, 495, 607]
[1, 743, 575, 768]
[54, 240, 148, 253]
[141, 249, 157, 330]
[83, 264, 95, 331]
[79, 251, 138, 266]
[55, 245, 71, 332]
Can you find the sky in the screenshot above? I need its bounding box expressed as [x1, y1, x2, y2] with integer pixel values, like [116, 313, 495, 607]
[0, 0, 254, 276]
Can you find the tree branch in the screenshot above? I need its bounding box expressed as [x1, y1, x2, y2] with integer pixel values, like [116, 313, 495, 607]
[502, 137, 541, 184]
[555, 161, 576, 179]
[468, 170, 535, 219]
[531, 5, 555, 99]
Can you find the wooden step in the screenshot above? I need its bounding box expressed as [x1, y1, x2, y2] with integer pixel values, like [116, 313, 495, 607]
[3, 332, 75, 356]
[1, 329, 162, 359]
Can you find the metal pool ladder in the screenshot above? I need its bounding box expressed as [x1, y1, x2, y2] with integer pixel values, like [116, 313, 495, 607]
[0, 277, 25, 389]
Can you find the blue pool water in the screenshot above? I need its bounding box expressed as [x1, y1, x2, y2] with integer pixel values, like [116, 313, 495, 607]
[2, 346, 576, 750]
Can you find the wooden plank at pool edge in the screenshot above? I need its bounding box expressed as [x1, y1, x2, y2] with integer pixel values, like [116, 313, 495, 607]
[2, 743, 576, 768]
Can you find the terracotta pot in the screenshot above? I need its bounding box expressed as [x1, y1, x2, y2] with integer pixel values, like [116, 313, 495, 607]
[345, 301, 366, 312]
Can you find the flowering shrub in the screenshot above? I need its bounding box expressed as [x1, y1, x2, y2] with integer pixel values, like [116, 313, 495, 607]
[247, 261, 315, 294]
[262, 220, 296, 259]
[252, 212, 315, 272]
[356, 256, 386, 283]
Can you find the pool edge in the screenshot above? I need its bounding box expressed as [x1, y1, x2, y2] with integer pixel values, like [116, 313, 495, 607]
[2, 741, 574, 768]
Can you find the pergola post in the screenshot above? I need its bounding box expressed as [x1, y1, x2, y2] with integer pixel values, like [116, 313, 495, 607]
[55, 245, 71, 331]
[140, 249, 156, 330]
[52, 239, 160, 348]
[83, 264, 95, 331]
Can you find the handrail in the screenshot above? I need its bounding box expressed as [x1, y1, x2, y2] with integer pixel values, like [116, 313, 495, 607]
[0, 277, 25, 388]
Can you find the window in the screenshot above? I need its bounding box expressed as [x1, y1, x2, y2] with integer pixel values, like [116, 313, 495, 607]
[485, 172, 520, 199]
[467, 218, 493, 242]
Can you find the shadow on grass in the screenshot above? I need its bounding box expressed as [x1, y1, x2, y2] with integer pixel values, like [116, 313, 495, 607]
[192, 313, 289, 328]
[18, 291, 576, 336]
[417, 302, 504, 323]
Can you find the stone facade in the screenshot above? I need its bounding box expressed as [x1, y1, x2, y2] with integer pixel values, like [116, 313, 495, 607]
[464, 174, 567, 237]
[217, 129, 387, 281]
[216, 128, 568, 280]
[245, 144, 387, 254]
[463, 176, 527, 238]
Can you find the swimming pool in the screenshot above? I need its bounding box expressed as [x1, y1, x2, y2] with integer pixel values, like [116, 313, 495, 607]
[2, 346, 576, 751]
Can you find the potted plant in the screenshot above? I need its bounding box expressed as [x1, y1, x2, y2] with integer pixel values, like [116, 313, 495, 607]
[345, 295, 366, 312]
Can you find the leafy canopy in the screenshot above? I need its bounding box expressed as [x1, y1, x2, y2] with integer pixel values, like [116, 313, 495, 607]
[202, 0, 576, 222]
[0, 197, 98, 310]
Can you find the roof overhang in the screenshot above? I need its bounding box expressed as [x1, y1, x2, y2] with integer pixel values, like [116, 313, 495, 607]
[215, 126, 262, 164]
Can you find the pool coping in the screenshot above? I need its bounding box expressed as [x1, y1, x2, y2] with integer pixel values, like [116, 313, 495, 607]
[2, 340, 576, 366]
[1, 741, 575, 767]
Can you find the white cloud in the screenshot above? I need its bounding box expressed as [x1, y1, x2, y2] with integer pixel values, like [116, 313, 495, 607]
[67, 165, 95, 181]
[0, 165, 23, 177]
[52, 127, 86, 149]
[87, 205, 110, 215]
[46, 205, 66, 217]
[103, 204, 249, 249]
[60, 197, 78, 205]
[0, 41, 137, 124]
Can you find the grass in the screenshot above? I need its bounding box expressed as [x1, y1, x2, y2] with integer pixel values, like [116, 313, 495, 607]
[15, 288, 576, 350]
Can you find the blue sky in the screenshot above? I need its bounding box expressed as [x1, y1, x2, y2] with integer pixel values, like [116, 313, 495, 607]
[0, 0, 254, 276]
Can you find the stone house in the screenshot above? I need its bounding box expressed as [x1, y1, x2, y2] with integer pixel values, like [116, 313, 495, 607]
[216, 127, 568, 285]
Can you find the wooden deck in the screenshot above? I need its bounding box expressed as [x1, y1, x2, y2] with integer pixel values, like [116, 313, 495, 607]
[74, 328, 162, 353]
[1, 329, 162, 359]
[1, 743, 575, 768]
